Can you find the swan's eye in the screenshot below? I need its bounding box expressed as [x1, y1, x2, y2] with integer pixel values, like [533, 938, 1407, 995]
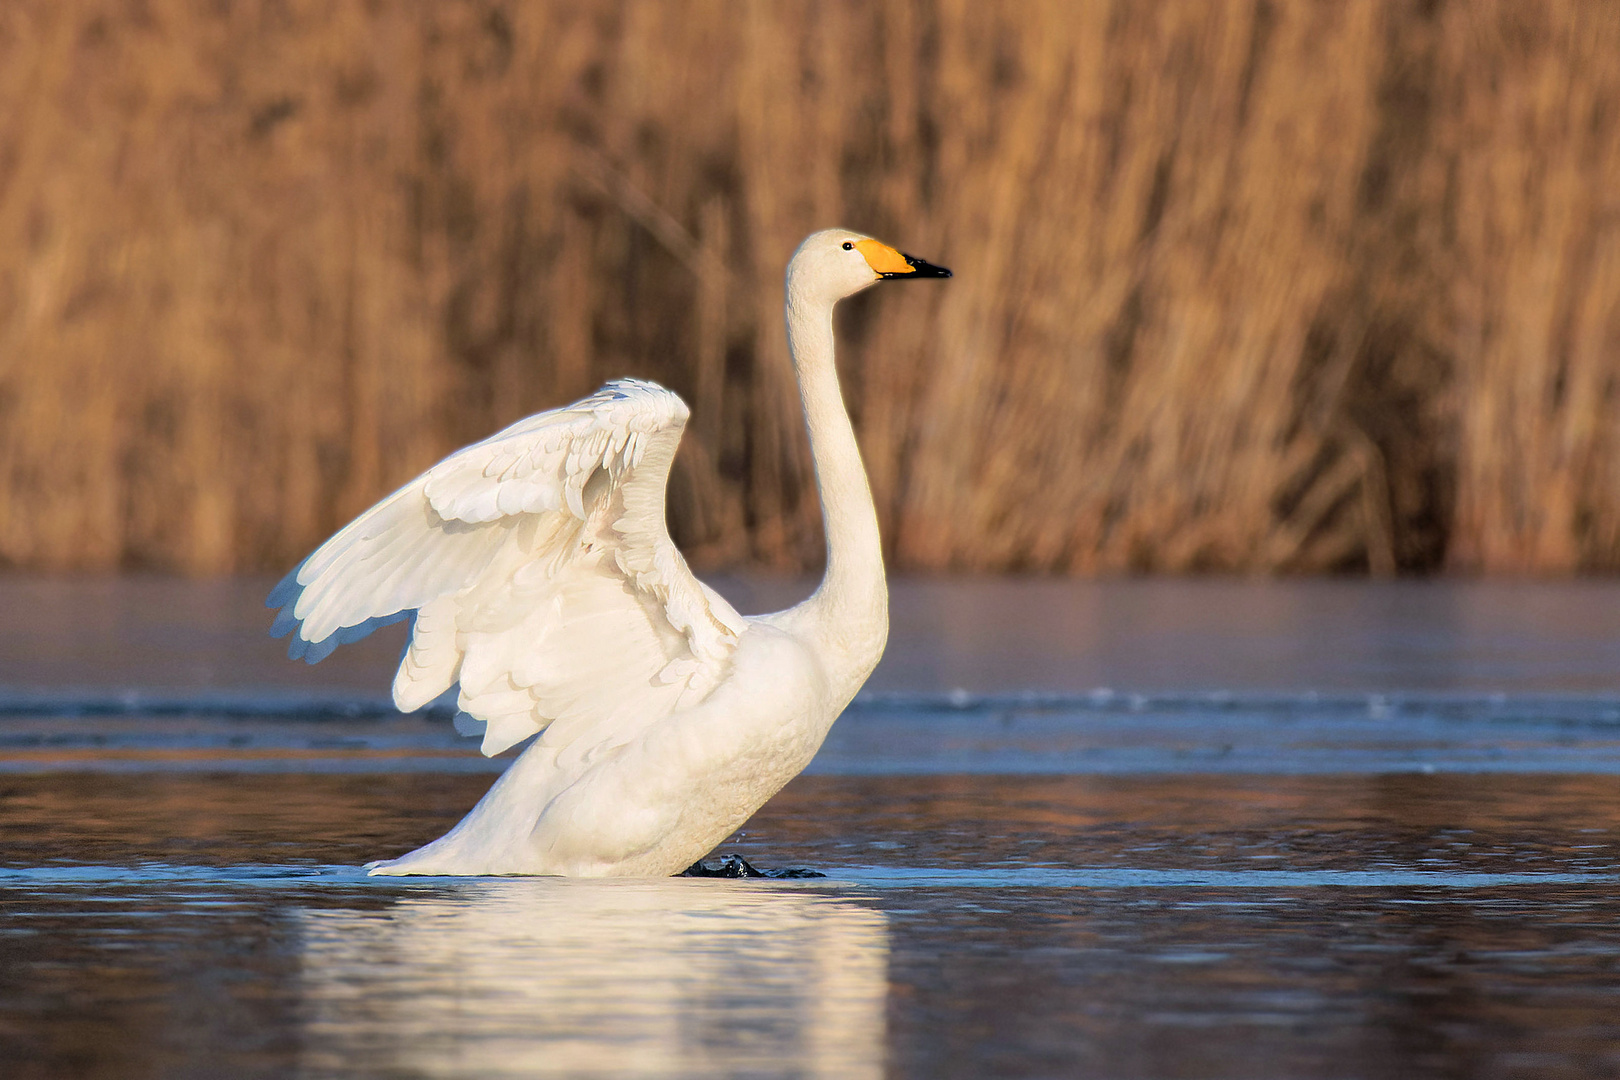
[841, 241, 854, 250]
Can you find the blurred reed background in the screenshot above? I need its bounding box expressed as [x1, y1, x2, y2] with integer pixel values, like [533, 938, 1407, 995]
[1, 1, 1618, 577]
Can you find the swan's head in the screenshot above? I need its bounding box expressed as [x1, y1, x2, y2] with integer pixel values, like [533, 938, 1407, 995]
[786, 228, 951, 306]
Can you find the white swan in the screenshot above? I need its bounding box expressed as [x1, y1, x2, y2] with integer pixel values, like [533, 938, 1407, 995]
[268, 229, 950, 876]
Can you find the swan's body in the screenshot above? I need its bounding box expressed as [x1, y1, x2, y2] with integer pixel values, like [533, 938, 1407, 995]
[269, 230, 949, 876]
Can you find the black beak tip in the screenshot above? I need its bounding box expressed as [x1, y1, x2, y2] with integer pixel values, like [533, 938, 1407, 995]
[885, 253, 952, 280]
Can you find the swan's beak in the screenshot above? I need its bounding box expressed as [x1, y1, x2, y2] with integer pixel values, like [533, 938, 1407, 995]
[855, 238, 952, 280]
[884, 253, 952, 280]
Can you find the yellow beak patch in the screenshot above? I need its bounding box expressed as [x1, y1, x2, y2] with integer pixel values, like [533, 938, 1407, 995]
[855, 239, 913, 275]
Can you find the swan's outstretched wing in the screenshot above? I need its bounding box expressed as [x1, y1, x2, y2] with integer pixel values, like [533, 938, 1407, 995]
[268, 379, 746, 757]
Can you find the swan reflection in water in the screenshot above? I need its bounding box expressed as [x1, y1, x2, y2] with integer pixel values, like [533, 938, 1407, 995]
[296, 879, 888, 1078]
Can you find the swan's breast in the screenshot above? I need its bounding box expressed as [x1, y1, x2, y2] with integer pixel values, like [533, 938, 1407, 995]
[654, 620, 833, 787]
[531, 622, 834, 874]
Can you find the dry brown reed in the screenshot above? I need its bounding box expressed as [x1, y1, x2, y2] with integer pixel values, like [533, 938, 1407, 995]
[2, 1, 1618, 575]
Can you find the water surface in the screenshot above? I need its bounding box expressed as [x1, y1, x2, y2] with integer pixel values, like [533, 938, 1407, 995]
[3, 578, 1620, 1078]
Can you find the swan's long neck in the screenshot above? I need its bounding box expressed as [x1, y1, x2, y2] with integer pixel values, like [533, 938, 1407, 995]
[786, 291, 888, 663]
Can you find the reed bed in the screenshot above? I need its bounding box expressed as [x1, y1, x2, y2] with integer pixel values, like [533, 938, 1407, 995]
[1, 1, 1617, 575]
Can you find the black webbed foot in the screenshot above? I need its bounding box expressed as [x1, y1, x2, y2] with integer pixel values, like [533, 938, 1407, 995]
[680, 854, 825, 879]
[681, 854, 761, 878]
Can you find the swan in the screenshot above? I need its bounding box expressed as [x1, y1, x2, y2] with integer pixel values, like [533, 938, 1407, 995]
[268, 229, 950, 876]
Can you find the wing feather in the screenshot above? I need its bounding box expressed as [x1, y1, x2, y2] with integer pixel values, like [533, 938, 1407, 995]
[269, 379, 745, 759]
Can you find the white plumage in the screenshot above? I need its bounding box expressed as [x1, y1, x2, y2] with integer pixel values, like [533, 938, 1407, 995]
[270, 229, 950, 876]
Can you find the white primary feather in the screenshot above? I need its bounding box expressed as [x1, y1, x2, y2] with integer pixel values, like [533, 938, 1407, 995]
[269, 378, 744, 757]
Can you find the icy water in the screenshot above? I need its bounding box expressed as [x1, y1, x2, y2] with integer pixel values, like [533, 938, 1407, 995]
[3, 578, 1620, 1078]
